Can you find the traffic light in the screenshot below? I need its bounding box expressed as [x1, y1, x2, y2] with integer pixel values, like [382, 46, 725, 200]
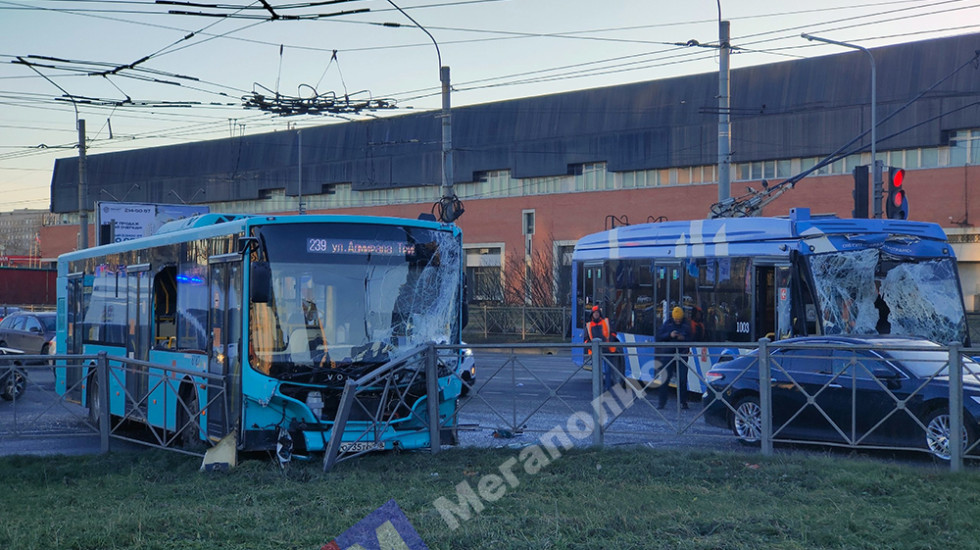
[886, 167, 909, 220]
[852, 164, 869, 218]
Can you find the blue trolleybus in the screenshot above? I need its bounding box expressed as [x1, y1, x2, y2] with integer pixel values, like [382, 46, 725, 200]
[571, 208, 970, 391]
[55, 213, 465, 453]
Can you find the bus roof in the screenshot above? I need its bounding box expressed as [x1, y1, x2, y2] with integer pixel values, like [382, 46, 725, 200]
[58, 213, 461, 264]
[573, 208, 951, 262]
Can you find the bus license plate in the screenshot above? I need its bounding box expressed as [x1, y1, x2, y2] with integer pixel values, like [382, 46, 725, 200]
[339, 441, 385, 453]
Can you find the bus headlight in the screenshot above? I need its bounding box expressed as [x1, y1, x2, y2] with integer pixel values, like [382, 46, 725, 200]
[306, 391, 324, 421]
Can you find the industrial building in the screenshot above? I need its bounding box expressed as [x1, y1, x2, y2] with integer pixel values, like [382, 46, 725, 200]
[45, 32, 980, 308]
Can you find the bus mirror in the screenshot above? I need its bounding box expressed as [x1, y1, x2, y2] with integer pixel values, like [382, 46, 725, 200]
[238, 236, 259, 256]
[251, 262, 272, 303]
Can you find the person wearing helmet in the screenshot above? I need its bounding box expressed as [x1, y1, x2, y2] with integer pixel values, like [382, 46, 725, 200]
[655, 306, 692, 409]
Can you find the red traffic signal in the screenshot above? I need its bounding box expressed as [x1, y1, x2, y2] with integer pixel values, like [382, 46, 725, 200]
[886, 167, 908, 219]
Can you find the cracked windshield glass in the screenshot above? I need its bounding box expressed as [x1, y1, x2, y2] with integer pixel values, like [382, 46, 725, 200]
[249, 223, 461, 380]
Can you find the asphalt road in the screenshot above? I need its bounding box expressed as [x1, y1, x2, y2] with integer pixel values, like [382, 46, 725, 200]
[456, 350, 739, 452]
[0, 350, 746, 457]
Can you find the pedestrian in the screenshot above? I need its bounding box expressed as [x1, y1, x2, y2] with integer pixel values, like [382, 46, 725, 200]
[586, 305, 622, 391]
[656, 306, 691, 409]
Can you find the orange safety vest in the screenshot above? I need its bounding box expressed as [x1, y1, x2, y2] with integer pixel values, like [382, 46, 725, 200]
[586, 318, 617, 353]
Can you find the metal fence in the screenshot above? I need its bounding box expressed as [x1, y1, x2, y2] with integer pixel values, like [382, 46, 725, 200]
[463, 305, 571, 341]
[6, 339, 980, 472]
[0, 352, 223, 457]
[448, 339, 980, 471]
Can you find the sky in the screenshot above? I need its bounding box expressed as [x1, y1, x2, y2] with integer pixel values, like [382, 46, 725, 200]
[1, 0, 979, 212]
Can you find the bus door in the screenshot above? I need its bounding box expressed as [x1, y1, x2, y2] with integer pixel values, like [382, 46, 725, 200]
[754, 263, 793, 340]
[582, 262, 604, 323]
[125, 264, 152, 415]
[65, 273, 85, 401]
[654, 262, 683, 327]
[207, 254, 243, 439]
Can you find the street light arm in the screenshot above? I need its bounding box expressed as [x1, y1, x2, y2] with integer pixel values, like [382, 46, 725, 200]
[801, 32, 879, 217]
[384, 0, 442, 70]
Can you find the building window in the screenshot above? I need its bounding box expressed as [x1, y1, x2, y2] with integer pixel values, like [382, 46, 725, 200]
[465, 245, 503, 303]
[523, 210, 535, 236]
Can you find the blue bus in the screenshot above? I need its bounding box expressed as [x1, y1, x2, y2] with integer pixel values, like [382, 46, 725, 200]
[56, 213, 465, 453]
[571, 208, 970, 391]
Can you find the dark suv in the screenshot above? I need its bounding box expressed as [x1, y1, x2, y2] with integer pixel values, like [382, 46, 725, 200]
[0, 311, 56, 358]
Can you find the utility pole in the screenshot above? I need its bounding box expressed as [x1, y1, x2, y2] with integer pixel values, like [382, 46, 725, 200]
[77, 119, 88, 249]
[718, 20, 731, 203]
[297, 129, 305, 215]
[440, 66, 453, 201]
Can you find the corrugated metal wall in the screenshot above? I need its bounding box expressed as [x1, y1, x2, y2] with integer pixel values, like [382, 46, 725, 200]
[50, 33, 980, 214]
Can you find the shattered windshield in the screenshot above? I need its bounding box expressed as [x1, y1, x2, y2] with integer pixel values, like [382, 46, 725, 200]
[248, 222, 461, 380]
[808, 248, 967, 345]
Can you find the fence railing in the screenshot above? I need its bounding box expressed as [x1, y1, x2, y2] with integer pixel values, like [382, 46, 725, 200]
[0, 352, 224, 457]
[446, 339, 980, 471]
[463, 305, 571, 341]
[6, 338, 980, 472]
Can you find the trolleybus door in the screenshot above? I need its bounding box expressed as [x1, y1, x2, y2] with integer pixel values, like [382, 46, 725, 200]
[207, 254, 242, 439]
[125, 264, 151, 414]
[582, 262, 604, 319]
[753, 263, 793, 341]
[654, 262, 683, 326]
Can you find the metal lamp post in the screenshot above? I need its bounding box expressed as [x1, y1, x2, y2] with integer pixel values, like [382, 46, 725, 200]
[801, 33, 880, 218]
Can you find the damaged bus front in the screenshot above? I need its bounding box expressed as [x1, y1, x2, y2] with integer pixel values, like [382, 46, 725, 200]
[571, 208, 969, 392]
[243, 219, 465, 453]
[56, 213, 465, 456]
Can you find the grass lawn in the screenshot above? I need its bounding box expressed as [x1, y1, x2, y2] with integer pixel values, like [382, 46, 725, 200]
[2, 446, 979, 549]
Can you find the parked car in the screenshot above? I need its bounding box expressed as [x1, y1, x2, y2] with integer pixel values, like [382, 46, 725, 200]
[458, 345, 476, 397]
[0, 311, 56, 360]
[703, 336, 980, 461]
[441, 343, 476, 397]
[0, 305, 21, 322]
[0, 347, 26, 401]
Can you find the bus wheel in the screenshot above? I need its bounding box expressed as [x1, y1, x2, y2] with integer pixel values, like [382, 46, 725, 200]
[177, 385, 203, 450]
[732, 395, 762, 446]
[87, 372, 102, 427]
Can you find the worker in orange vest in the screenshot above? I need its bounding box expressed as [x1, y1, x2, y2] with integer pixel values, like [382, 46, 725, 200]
[587, 305, 622, 390]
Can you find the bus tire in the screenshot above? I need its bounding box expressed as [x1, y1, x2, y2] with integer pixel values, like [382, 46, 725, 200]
[177, 383, 203, 450]
[87, 370, 102, 427]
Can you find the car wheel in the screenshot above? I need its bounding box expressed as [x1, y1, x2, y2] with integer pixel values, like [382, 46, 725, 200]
[460, 372, 471, 397]
[0, 367, 26, 401]
[924, 408, 970, 461]
[732, 395, 762, 445]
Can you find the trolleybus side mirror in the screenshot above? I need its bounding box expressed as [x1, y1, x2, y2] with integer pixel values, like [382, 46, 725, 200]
[251, 262, 272, 303]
